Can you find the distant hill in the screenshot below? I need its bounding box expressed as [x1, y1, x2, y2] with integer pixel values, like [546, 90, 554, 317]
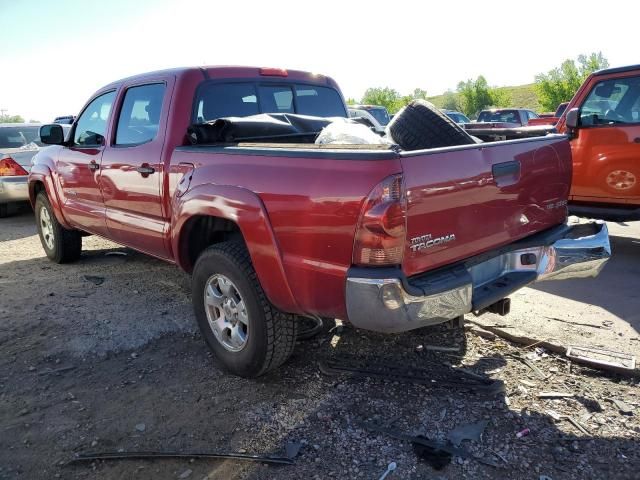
[428, 83, 545, 114]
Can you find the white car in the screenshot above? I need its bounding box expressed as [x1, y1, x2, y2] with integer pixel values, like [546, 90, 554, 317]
[0, 123, 69, 217]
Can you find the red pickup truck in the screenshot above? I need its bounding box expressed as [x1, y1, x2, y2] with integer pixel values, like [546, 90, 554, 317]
[29, 66, 610, 377]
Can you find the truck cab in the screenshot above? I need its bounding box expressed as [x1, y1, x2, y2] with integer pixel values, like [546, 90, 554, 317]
[556, 65, 640, 220]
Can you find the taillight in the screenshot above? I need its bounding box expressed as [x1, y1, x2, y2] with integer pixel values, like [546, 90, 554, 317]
[0, 157, 28, 176]
[353, 174, 406, 266]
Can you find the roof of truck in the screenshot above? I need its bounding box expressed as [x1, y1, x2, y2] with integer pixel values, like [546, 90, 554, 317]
[593, 64, 640, 77]
[102, 66, 338, 90]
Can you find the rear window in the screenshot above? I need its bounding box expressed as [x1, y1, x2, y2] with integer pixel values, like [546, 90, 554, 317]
[477, 110, 519, 123]
[195, 82, 346, 122]
[0, 126, 43, 148]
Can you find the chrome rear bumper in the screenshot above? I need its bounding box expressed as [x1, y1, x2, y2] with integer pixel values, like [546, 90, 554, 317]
[345, 222, 610, 333]
[0, 176, 29, 204]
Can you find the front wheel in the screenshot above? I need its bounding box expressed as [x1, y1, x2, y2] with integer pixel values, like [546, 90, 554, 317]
[35, 192, 82, 263]
[192, 241, 297, 377]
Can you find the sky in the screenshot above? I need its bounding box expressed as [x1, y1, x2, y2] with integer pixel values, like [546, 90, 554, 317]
[1, 0, 638, 122]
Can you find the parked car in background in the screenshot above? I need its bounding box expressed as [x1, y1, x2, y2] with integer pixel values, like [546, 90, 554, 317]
[553, 64, 640, 220]
[442, 110, 471, 124]
[348, 108, 385, 134]
[53, 115, 75, 124]
[30, 66, 609, 377]
[527, 102, 569, 126]
[348, 104, 391, 126]
[0, 123, 70, 217]
[464, 108, 540, 141]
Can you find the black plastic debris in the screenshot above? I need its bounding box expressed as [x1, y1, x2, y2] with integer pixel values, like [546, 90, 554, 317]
[412, 435, 452, 470]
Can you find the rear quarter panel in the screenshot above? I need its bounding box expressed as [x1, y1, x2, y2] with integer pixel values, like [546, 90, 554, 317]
[171, 148, 402, 319]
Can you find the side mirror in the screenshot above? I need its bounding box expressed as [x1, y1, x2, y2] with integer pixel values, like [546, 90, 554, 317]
[565, 108, 580, 130]
[40, 124, 66, 145]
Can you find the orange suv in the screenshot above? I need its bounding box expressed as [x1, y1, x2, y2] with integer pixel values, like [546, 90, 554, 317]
[556, 65, 640, 221]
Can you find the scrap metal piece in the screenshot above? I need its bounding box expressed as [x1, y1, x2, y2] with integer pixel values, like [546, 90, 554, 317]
[607, 398, 634, 415]
[66, 451, 294, 466]
[510, 354, 549, 379]
[447, 420, 488, 447]
[566, 346, 635, 371]
[538, 392, 574, 399]
[564, 416, 591, 435]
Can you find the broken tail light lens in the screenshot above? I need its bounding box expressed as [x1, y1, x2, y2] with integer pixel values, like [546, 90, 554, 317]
[353, 174, 406, 266]
[0, 157, 28, 176]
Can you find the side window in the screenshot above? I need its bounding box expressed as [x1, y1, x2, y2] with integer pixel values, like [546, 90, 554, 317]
[74, 91, 116, 146]
[580, 77, 640, 126]
[115, 83, 166, 146]
[528, 111, 539, 119]
[195, 83, 259, 122]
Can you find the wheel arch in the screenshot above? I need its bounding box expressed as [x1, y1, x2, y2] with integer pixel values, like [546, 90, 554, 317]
[172, 184, 302, 314]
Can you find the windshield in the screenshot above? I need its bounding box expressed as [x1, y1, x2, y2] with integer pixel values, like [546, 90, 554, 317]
[0, 126, 43, 149]
[477, 110, 519, 123]
[365, 107, 390, 126]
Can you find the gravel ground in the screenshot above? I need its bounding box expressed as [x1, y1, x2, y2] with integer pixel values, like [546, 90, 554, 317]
[1, 208, 638, 480]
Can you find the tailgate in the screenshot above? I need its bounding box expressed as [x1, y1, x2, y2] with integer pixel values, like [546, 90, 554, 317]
[400, 136, 571, 277]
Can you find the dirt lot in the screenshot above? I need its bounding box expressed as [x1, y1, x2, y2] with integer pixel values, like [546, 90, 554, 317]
[1, 207, 638, 480]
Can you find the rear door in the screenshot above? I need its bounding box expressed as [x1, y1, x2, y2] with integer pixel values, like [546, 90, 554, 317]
[571, 75, 640, 203]
[56, 91, 116, 234]
[100, 79, 173, 259]
[400, 137, 571, 277]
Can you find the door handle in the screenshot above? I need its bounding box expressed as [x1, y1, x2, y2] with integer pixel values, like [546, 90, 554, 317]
[492, 161, 520, 178]
[492, 160, 521, 187]
[136, 165, 155, 176]
[88, 161, 99, 171]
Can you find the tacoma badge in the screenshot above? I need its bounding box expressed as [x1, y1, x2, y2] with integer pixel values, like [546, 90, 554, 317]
[410, 233, 456, 252]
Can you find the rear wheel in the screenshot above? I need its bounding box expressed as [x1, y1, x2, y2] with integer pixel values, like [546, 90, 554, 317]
[35, 192, 82, 263]
[388, 100, 475, 150]
[192, 241, 297, 377]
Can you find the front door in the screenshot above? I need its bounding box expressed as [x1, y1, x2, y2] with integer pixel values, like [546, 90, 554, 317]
[56, 91, 116, 234]
[572, 75, 640, 204]
[100, 80, 172, 259]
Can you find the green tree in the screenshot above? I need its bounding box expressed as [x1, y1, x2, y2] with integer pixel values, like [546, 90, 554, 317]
[441, 90, 460, 111]
[456, 76, 508, 117]
[360, 87, 402, 113]
[0, 114, 25, 123]
[411, 88, 428, 101]
[534, 52, 609, 111]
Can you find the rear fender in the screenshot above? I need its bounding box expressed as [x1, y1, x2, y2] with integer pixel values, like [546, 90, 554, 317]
[172, 184, 301, 314]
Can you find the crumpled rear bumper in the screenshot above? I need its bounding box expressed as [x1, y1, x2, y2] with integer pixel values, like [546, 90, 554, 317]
[345, 222, 610, 333]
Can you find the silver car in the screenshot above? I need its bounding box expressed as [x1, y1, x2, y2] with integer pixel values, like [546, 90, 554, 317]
[0, 123, 69, 217]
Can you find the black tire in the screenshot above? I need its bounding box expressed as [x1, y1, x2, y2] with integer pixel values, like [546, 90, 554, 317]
[34, 192, 82, 263]
[192, 241, 297, 377]
[0, 203, 8, 218]
[388, 100, 476, 150]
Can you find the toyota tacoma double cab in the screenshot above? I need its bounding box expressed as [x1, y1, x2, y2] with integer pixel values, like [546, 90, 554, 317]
[29, 66, 611, 377]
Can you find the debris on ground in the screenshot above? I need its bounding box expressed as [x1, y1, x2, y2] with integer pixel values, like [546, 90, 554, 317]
[83, 275, 105, 285]
[66, 450, 295, 465]
[285, 442, 303, 459]
[135, 423, 146, 432]
[377, 461, 397, 479]
[566, 345, 636, 372]
[606, 398, 634, 415]
[537, 391, 574, 399]
[515, 428, 530, 438]
[447, 420, 488, 447]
